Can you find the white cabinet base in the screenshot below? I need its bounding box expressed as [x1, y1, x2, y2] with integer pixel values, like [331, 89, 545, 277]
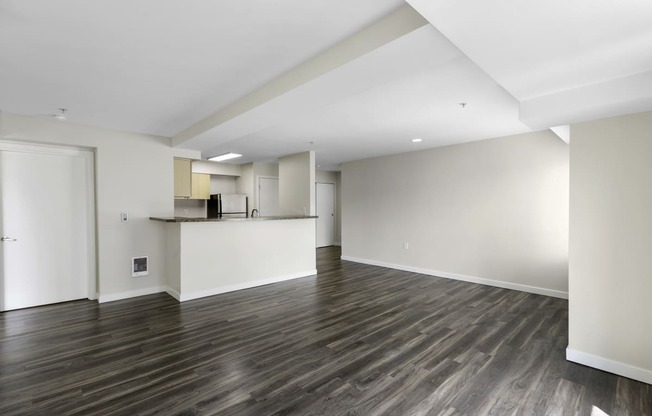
[164, 219, 316, 301]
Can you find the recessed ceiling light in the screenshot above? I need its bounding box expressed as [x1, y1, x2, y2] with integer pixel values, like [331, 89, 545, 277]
[411, 138, 423, 143]
[208, 152, 242, 162]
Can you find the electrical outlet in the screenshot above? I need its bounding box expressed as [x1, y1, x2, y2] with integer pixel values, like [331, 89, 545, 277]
[403, 242, 409, 250]
[121, 212, 128, 222]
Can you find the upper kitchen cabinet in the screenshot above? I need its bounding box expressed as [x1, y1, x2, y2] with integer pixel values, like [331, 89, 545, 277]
[191, 173, 210, 199]
[174, 158, 192, 199]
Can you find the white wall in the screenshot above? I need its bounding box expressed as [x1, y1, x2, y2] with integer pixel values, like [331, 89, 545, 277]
[254, 162, 279, 178]
[174, 199, 206, 218]
[4, 114, 178, 301]
[342, 130, 569, 297]
[568, 111, 652, 384]
[252, 162, 279, 210]
[191, 160, 241, 176]
[279, 151, 315, 215]
[235, 162, 254, 200]
[210, 176, 237, 194]
[316, 169, 342, 244]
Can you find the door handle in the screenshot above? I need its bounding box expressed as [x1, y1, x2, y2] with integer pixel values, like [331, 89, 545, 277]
[1, 237, 17, 242]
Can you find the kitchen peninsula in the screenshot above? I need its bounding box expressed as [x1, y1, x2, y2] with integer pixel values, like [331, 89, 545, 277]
[151, 216, 317, 302]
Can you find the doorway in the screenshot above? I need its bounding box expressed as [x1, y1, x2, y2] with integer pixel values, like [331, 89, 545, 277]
[258, 176, 279, 216]
[0, 141, 96, 311]
[316, 182, 335, 247]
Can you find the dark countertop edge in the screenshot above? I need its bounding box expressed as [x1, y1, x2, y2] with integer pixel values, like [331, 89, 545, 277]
[149, 215, 318, 223]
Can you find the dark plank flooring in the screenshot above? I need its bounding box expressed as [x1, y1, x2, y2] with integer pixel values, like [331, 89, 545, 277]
[1, 247, 650, 415]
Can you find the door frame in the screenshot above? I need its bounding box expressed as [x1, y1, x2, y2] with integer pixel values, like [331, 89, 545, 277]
[0, 140, 97, 300]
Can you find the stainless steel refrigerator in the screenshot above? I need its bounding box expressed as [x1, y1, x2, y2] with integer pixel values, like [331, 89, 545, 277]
[207, 194, 248, 218]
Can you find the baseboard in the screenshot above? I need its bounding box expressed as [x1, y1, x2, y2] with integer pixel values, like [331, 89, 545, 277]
[96, 271, 318, 304]
[566, 347, 652, 385]
[178, 269, 318, 302]
[165, 287, 181, 301]
[340, 256, 568, 299]
[98, 286, 166, 303]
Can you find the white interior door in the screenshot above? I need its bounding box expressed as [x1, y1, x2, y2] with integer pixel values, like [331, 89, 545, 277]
[258, 177, 279, 216]
[316, 182, 335, 247]
[0, 143, 94, 311]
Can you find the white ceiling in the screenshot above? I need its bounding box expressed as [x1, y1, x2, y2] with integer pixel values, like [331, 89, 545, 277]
[198, 25, 531, 169]
[407, 0, 652, 129]
[2, 0, 652, 170]
[407, 0, 652, 100]
[0, 0, 404, 135]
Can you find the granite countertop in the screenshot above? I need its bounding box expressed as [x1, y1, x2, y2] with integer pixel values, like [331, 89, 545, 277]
[150, 215, 317, 223]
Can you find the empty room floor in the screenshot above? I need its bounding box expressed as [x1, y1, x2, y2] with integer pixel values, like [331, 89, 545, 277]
[1, 247, 650, 415]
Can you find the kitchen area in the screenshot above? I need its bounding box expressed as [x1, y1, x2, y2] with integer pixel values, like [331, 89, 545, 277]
[171, 157, 252, 218]
[151, 152, 320, 302]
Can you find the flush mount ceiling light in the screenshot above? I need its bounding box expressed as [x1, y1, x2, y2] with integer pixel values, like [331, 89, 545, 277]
[52, 108, 68, 121]
[208, 152, 242, 162]
[411, 138, 423, 143]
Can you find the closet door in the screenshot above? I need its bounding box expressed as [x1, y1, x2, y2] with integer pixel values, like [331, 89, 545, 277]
[0, 144, 94, 311]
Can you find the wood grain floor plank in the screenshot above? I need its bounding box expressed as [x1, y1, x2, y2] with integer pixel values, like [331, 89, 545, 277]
[1, 246, 650, 415]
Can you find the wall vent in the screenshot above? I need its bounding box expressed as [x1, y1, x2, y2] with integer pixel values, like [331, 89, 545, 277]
[132, 256, 149, 277]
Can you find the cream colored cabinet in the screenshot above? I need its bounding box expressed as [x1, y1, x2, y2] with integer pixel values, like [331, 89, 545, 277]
[174, 158, 192, 199]
[191, 173, 210, 200]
